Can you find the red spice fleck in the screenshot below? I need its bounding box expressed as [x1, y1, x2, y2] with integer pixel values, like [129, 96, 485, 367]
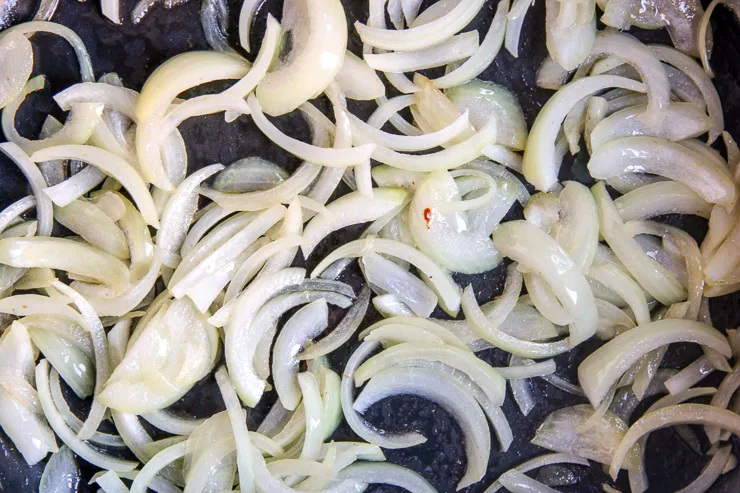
[423, 208, 432, 229]
[429, 276, 433, 279]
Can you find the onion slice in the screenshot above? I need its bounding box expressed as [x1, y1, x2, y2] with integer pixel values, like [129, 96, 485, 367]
[486, 453, 589, 493]
[0, 143, 54, 236]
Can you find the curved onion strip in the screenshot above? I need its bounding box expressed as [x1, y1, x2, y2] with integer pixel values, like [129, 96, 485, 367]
[272, 300, 328, 410]
[592, 182, 686, 305]
[367, 32, 479, 74]
[39, 446, 80, 493]
[0, 32, 33, 111]
[156, 164, 223, 258]
[247, 95, 374, 167]
[664, 355, 716, 395]
[0, 143, 53, 236]
[588, 137, 735, 207]
[589, 264, 650, 326]
[223, 268, 306, 405]
[31, 145, 159, 227]
[310, 237, 462, 314]
[524, 273, 573, 326]
[498, 470, 559, 493]
[43, 165, 107, 208]
[610, 404, 740, 478]
[485, 453, 590, 493]
[650, 44, 723, 144]
[54, 83, 139, 119]
[0, 195, 35, 234]
[297, 371, 323, 460]
[338, 462, 435, 493]
[298, 287, 370, 361]
[364, 325, 446, 346]
[0, 294, 85, 326]
[348, 111, 470, 152]
[130, 441, 187, 493]
[354, 366, 489, 489]
[522, 75, 645, 192]
[0, 237, 129, 287]
[355, 0, 486, 51]
[703, 363, 740, 443]
[254, 451, 365, 493]
[496, 359, 557, 379]
[493, 221, 597, 347]
[181, 206, 231, 256]
[578, 319, 730, 408]
[36, 360, 137, 471]
[677, 444, 733, 493]
[3, 21, 94, 82]
[461, 286, 570, 357]
[341, 341, 427, 448]
[214, 367, 255, 493]
[367, 95, 421, 135]
[615, 181, 712, 222]
[362, 252, 437, 317]
[170, 205, 285, 298]
[54, 199, 129, 260]
[238, 0, 261, 50]
[302, 188, 407, 257]
[433, 0, 508, 88]
[360, 321, 470, 352]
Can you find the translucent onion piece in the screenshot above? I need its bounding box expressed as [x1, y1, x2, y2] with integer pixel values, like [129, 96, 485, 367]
[0, 237, 129, 287]
[214, 367, 255, 493]
[201, 0, 233, 53]
[650, 44, 723, 143]
[0, 142, 53, 236]
[338, 462, 436, 493]
[590, 102, 712, 151]
[39, 446, 80, 493]
[36, 360, 136, 471]
[589, 137, 735, 207]
[366, 31, 479, 73]
[614, 181, 712, 222]
[213, 158, 287, 194]
[140, 410, 204, 436]
[341, 341, 427, 448]
[3, 21, 94, 82]
[703, 362, 740, 443]
[302, 188, 408, 257]
[532, 404, 640, 471]
[348, 111, 470, 152]
[157, 163, 223, 258]
[0, 195, 35, 235]
[578, 318, 730, 408]
[592, 182, 686, 305]
[610, 404, 740, 478]
[238, 0, 261, 50]
[297, 371, 323, 460]
[522, 75, 645, 192]
[224, 268, 306, 406]
[461, 286, 570, 357]
[0, 294, 85, 326]
[311, 237, 462, 315]
[498, 469, 559, 493]
[130, 441, 187, 493]
[55, 199, 129, 259]
[32, 145, 160, 227]
[505, 0, 534, 57]
[298, 287, 370, 360]
[355, 0, 486, 51]
[362, 317, 471, 352]
[485, 453, 590, 493]
[362, 252, 437, 317]
[334, 51, 385, 101]
[43, 165, 107, 208]
[676, 444, 733, 493]
[545, 0, 596, 71]
[0, 32, 33, 110]
[492, 221, 597, 346]
[588, 264, 650, 326]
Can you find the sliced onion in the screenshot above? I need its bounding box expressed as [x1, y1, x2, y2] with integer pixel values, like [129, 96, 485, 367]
[498, 469, 559, 493]
[39, 446, 80, 493]
[341, 341, 427, 448]
[578, 318, 730, 408]
[43, 165, 107, 208]
[522, 75, 645, 191]
[338, 462, 435, 493]
[348, 111, 470, 152]
[311, 237, 462, 315]
[532, 404, 640, 471]
[551, 181, 599, 273]
[0, 195, 35, 235]
[130, 441, 187, 493]
[545, 0, 596, 71]
[355, 0, 486, 51]
[0, 142, 53, 236]
[0, 31, 33, 110]
[362, 317, 470, 352]
[366, 31, 479, 73]
[334, 51, 385, 101]
[614, 181, 712, 223]
[55, 199, 129, 259]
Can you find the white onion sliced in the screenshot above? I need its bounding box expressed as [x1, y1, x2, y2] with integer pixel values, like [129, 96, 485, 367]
[361, 317, 470, 352]
[55, 199, 129, 259]
[676, 444, 733, 493]
[551, 181, 599, 273]
[0, 195, 35, 235]
[0, 237, 129, 287]
[498, 470, 560, 493]
[578, 319, 730, 408]
[522, 75, 645, 192]
[3, 21, 94, 82]
[704, 363, 740, 443]
[433, 0, 507, 88]
[362, 252, 437, 317]
[485, 453, 590, 493]
[614, 181, 712, 222]
[664, 355, 715, 395]
[592, 182, 686, 305]
[0, 32, 33, 110]
[650, 44, 723, 143]
[130, 441, 187, 493]
[0, 142, 54, 236]
[39, 446, 80, 493]
[610, 404, 740, 478]
[589, 137, 735, 207]
[492, 221, 597, 347]
[354, 365, 489, 489]
[169, 205, 285, 298]
[247, 95, 374, 168]
[296, 371, 324, 461]
[224, 268, 305, 405]
[36, 360, 136, 471]
[532, 404, 640, 471]
[43, 165, 107, 208]
[311, 237, 462, 315]
[301, 188, 407, 258]
[545, 0, 596, 71]
[338, 462, 434, 493]
[368, 95, 421, 135]
[590, 102, 713, 151]
[341, 341, 427, 448]
[589, 264, 650, 326]
[366, 31, 479, 74]
[505, 0, 533, 57]
[355, 0, 485, 51]
[32, 145, 159, 227]
[334, 51, 385, 101]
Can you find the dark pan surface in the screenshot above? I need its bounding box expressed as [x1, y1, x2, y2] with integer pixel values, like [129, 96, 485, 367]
[1, 0, 740, 492]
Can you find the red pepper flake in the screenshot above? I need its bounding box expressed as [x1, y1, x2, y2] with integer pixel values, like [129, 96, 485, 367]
[429, 276, 433, 279]
[423, 207, 432, 229]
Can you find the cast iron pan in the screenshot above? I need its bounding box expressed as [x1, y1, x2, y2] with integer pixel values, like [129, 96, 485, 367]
[1, 1, 740, 492]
